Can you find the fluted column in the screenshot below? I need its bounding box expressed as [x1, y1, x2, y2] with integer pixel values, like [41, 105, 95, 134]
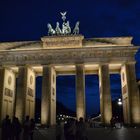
[41, 65, 56, 126]
[76, 64, 86, 120]
[15, 66, 36, 122]
[99, 64, 112, 124]
[120, 62, 140, 124]
[0, 68, 16, 121]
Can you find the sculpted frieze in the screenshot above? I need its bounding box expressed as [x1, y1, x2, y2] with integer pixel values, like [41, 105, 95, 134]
[42, 35, 83, 49]
[106, 51, 112, 57]
[45, 40, 81, 47]
[0, 47, 137, 65]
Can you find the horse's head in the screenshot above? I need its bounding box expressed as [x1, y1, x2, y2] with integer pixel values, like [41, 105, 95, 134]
[67, 21, 70, 26]
[56, 22, 59, 27]
[76, 21, 80, 26]
[47, 23, 51, 29]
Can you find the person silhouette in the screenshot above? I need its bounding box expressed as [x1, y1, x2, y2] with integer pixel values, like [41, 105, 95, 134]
[1, 115, 11, 140]
[64, 119, 71, 140]
[76, 117, 87, 140]
[23, 116, 30, 140]
[56, 121, 63, 140]
[29, 118, 35, 140]
[110, 117, 115, 128]
[11, 116, 22, 140]
[64, 118, 76, 140]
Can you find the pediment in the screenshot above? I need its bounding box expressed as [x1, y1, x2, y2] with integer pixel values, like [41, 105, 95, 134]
[0, 41, 42, 50]
[0, 36, 133, 51]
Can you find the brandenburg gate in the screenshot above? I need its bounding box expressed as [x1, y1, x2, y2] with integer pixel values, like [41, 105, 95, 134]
[0, 13, 140, 126]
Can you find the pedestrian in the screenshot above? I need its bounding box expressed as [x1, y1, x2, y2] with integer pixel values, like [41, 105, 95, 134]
[64, 119, 75, 140]
[110, 117, 115, 128]
[11, 116, 16, 140]
[76, 117, 87, 140]
[85, 119, 89, 129]
[23, 116, 30, 140]
[56, 121, 63, 140]
[1, 115, 12, 140]
[64, 119, 71, 140]
[67, 119, 76, 140]
[11, 117, 22, 140]
[29, 119, 35, 140]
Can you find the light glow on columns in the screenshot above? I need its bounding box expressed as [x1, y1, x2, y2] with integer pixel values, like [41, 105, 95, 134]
[77, 108, 84, 120]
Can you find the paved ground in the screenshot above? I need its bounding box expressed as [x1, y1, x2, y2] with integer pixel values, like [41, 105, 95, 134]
[87, 127, 140, 140]
[1, 126, 140, 140]
[34, 127, 56, 140]
[33, 126, 140, 140]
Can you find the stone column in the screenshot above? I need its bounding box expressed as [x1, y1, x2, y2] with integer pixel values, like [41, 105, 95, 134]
[0, 68, 16, 121]
[76, 64, 86, 120]
[15, 66, 36, 122]
[120, 62, 140, 124]
[41, 65, 56, 126]
[99, 64, 112, 124]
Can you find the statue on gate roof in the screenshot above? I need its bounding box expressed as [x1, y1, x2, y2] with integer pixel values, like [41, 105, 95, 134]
[47, 23, 55, 36]
[47, 11, 80, 36]
[60, 11, 67, 22]
[55, 22, 62, 35]
[62, 21, 71, 35]
[73, 21, 80, 35]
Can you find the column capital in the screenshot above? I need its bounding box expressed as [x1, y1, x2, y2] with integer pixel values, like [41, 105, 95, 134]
[75, 64, 85, 70]
[0, 66, 17, 73]
[126, 61, 136, 65]
[17, 65, 36, 74]
[99, 62, 109, 66]
[76, 63, 85, 66]
[16, 65, 27, 69]
[121, 61, 136, 67]
[42, 64, 55, 69]
[25, 65, 36, 72]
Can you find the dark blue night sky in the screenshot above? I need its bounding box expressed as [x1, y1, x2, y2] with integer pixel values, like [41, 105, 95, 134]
[0, 0, 140, 116]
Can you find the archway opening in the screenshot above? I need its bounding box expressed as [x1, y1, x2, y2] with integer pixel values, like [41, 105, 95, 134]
[35, 76, 42, 123]
[56, 75, 76, 122]
[85, 75, 100, 119]
[110, 74, 123, 122]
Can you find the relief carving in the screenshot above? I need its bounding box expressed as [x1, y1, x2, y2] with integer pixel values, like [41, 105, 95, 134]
[5, 88, 13, 97]
[27, 87, 34, 97]
[0, 47, 136, 65]
[122, 85, 127, 95]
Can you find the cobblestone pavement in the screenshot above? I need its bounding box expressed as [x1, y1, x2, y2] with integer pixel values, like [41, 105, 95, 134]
[87, 127, 140, 140]
[34, 126, 140, 140]
[1, 127, 140, 140]
[34, 127, 56, 140]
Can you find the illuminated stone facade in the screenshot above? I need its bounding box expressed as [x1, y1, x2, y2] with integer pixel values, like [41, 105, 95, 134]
[0, 35, 140, 125]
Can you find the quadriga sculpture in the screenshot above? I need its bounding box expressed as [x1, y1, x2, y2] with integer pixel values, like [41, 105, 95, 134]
[73, 21, 80, 35]
[47, 23, 55, 36]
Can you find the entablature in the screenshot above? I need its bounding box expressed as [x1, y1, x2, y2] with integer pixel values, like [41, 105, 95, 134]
[0, 45, 138, 66]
